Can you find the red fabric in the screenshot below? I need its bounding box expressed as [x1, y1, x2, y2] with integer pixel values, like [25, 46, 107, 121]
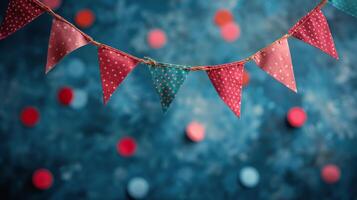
[253, 38, 297, 92]
[207, 62, 244, 117]
[0, 0, 44, 40]
[46, 19, 89, 73]
[98, 46, 140, 104]
[289, 8, 338, 59]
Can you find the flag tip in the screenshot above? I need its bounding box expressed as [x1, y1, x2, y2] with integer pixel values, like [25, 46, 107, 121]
[161, 108, 169, 114]
[45, 64, 54, 74]
[103, 99, 109, 105]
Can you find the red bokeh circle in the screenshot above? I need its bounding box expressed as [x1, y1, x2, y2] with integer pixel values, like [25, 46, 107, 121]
[58, 87, 74, 105]
[186, 121, 205, 142]
[287, 107, 307, 128]
[117, 137, 137, 157]
[32, 169, 53, 190]
[321, 164, 341, 184]
[75, 9, 95, 28]
[20, 107, 40, 127]
[147, 29, 167, 49]
[214, 9, 234, 27]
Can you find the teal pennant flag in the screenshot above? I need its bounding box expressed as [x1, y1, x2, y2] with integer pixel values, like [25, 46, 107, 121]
[148, 64, 189, 112]
[329, 0, 357, 18]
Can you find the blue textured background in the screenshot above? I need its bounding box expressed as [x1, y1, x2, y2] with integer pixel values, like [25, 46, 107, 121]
[0, 0, 357, 199]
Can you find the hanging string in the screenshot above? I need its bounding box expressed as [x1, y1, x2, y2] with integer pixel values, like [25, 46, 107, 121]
[30, 0, 328, 71]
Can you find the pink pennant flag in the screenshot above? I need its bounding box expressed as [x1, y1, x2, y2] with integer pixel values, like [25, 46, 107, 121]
[253, 38, 297, 92]
[98, 46, 140, 104]
[289, 8, 338, 59]
[207, 62, 244, 117]
[46, 18, 89, 73]
[0, 0, 45, 40]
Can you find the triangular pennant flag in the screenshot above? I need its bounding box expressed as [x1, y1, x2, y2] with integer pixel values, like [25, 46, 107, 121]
[46, 19, 89, 73]
[0, 0, 45, 40]
[148, 64, 189, 112]
[329, 0, 357, 18]
[98, 46, 140, 104]
[252, 38, 297, 92]
[289, 8, 338, 59]
[207, 62, 244, 117]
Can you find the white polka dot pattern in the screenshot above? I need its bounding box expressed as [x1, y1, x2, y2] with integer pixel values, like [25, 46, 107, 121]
[207, 62, 244, 117]
[149, 65, 189, 112]
[329, 0, 357, 18]
[0, 0, 44, 40]
[46, 19, 89, 73]
[98, 46, 140, 104]
[289, 8, 338, 59]
[253, 38, 297, 92]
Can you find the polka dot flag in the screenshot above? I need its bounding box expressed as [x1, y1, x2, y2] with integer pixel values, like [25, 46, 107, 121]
[98, 46, 140, 104]
[46, 19, 89, 73]
[148, 64, 189, 112]
[329, 0, 357, 18]
[253, 38, 297, 92]
[289, 8, 338, 59]
[207, 62, 244, 117]
[0, 0, 44, 40]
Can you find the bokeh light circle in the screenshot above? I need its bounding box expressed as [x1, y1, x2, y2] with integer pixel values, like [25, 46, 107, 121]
[117, 137, 137, 157]
[221, 22, 240, 42]
[75, 9, 95, 28]
[32, 169, 53, 190]
[214, 9, 234, 27]
[20, 106, 40, 127]
[147, 29, 167, 49]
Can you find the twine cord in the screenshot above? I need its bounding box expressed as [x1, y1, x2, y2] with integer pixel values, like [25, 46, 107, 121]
[30, 0, 328, 71]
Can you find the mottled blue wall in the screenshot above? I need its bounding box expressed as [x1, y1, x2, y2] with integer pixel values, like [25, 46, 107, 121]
[0, 0, 357, 199]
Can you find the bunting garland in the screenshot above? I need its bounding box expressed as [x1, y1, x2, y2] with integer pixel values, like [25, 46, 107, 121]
[207, 62, 244, 117]
[253, 38, 297, 92]
[329, 0, 357, 18]
[0, 0, 356, 118]
[98, 46, 140, 104]
[0, 0, 44, 40]
[46, 18, 90, 73]
[148, 64, 190, 112]
[289, 8, 338, 59]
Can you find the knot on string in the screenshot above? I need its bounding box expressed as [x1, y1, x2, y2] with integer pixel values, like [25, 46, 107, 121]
[143, 57, 159, 66]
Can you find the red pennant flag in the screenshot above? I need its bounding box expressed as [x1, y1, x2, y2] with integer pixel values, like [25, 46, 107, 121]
[253, 38, 297, 92]
[289, 8, 338, 59]
[0, 0, 45, 40]
[46, 19, 89, 73]
[98, 46, 140, 104]
[207, 62, 244, 117]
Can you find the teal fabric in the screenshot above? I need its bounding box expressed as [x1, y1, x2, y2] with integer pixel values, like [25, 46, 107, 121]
[148, 64, 190, 112]
[329, 0, 357, 18]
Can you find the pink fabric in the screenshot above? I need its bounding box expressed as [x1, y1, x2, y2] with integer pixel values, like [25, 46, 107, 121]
[0, 0, 44, 40]
[207, 62, 244, 117]
[253, 38, 297, 92]
[98, 46, 140, 104]
[46, 19, 89, 73]
[289, 8, 338, 59]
